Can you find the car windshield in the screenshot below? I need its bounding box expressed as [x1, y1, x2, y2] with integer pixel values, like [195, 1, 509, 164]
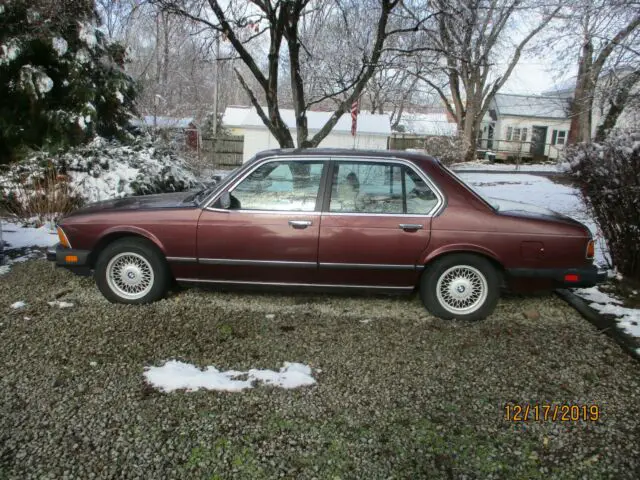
[438, 162, 499, 210]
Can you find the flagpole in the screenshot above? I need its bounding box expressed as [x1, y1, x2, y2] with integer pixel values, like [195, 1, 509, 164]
[351, 97, 359, 149]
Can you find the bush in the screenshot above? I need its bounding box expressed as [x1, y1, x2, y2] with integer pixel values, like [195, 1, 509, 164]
[0, 136, 202, 224]
[566, 132, 640, 280]
[422, 135, 468, 166]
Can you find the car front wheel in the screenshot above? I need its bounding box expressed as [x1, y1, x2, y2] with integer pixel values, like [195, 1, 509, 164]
[420, 254, 500, 321]
[95, 238, 170, 304]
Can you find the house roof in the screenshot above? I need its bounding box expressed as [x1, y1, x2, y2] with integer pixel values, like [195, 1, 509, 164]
[494, 93, 569, 119]
[130, 116, 196, 129]
[399, 112, 458, 136]
[223, 106, 391, 135]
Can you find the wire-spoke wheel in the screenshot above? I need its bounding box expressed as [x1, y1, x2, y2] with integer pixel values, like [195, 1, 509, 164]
[106, 253, 155, 300]
[420, 254, 500, 321]
[435, 265, 488, 315]
[96, 237, 170, 304]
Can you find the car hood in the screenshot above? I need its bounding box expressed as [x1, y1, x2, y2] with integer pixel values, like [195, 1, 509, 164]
[489, 197, 587, 228]
[67, 191, 196, 216]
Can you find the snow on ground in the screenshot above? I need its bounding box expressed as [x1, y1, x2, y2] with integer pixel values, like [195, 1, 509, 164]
[1, 220, 58, 276]
[452, 161, 567, 173]
[10, 301, 26, 309]
[47, 301, 74, 309]
[144, 360, 316, 393]
[1, 220, 58, 249]
[456, 172, 609, 266]
[574, 287, 640, 340]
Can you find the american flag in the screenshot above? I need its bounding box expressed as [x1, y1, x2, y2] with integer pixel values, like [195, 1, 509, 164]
[351, 99, 358, 137]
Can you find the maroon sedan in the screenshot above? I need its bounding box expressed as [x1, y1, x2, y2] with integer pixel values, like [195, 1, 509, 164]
[48, 149, 604, 320]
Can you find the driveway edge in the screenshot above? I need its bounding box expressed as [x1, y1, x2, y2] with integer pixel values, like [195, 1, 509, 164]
[555, 288, 640, 362]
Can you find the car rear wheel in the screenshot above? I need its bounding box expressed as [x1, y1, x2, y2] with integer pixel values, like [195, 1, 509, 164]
[95, 238, 169, 304]
[420, 254, 500, 321]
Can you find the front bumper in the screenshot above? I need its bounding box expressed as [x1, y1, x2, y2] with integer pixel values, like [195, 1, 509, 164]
[507, 265, 607, 288]
[47, 243, 92, 276]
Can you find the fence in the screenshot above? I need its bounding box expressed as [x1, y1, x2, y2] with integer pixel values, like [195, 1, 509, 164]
[476, 138, 565, 161]
[201, 135, 244, 167]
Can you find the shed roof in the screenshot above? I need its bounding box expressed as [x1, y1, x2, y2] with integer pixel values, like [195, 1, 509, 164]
[494, 94, 569, 119]
[400, 112, 458, 136]
[223, 106, 391, 135]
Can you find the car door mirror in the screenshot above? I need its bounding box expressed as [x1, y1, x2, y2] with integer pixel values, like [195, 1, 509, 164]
[219, 191, 231, 209]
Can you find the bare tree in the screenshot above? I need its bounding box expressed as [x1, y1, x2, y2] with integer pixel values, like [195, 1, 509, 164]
[595, 68, 640, 141]
[410, 0, 561, 162]
[153, 0, 435, 148]
[559, 1, 640, 143]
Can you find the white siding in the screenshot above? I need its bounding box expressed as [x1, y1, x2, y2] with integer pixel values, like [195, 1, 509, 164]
[240, 128, 388, 162]
[493, 117, 571, 160]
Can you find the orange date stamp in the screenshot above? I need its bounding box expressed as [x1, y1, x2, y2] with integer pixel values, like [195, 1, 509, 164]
[504, 403, 600, 422]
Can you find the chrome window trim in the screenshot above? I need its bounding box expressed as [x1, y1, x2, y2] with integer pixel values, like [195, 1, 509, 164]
[200, 258, 316, 268]
[204, 208, 321, 216]
[175, 277, 413, 291]
[202, 156, 330, 211]
[202, 154, 446, 217]
[319, 262, 416, 271]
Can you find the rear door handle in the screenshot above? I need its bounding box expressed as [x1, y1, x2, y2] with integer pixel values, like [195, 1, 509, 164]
[288, 220, 312, 229]
[399, 223, 423, 231]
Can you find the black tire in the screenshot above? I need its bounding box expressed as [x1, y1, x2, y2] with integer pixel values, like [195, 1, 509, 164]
[95, 237, 170, 304]
[419, 253, 500, 321]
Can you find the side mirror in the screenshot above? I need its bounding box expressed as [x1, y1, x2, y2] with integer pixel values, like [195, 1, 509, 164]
[219, 191, 231, 209]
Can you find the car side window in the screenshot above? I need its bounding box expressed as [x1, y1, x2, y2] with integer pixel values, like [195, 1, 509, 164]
[329, 161, 438, 215]
[229, 161, 324, 211]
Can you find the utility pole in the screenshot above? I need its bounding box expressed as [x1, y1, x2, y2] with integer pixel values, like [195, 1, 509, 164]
[211, 34, 220, 169]
[212, 34, 220, 137]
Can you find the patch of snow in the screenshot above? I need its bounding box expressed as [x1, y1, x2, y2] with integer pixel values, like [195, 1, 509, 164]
[11, 301, 26, 309]
[47, 301, 74, 309]
[89, 361, 97, 367]
[265, 314, 275, 320]
[144, 360, 316, 393]
[574, 287, 622, 305]
[23, 317, 31, 320]
[0, 265, 10, 276]
[36, 73, 54, 94]
[574, 286, 640, 340]
[52, 37, 68, 56]
[115, 91, 124, 104]
[0, 5, 5, 14]
[77, 115, 86, 130]
[0, 42, 21, 64]
[0, 221, 58, 249]
[78, 22, 98, 49]
[75, 49, 90, 64]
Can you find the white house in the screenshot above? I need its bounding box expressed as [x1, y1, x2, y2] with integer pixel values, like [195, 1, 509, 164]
[222, 106, 391, 162]
[479, 93, 571, 161]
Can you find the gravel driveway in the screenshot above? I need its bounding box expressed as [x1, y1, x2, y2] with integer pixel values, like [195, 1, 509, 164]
[2, 260, 640, 479]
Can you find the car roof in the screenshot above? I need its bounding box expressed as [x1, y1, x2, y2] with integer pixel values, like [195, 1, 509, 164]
[253, 148, 441, 166]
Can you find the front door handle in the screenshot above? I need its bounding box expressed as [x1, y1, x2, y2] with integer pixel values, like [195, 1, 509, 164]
[288, 220, 312, 229]
[399, 223, 423, 231]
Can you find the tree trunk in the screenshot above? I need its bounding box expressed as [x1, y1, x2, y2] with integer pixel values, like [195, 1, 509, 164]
[595, 70, 640, 142]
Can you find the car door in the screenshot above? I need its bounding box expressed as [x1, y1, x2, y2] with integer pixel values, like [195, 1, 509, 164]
[318, 158, 443, 288]
[196, 158, 327, 284]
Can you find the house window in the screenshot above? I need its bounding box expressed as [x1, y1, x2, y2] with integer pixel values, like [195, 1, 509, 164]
[551, 130, 567, 146]
[506, 127, 513, 141]
[521, 128, 528, 142]
[556, 130, 566, 145]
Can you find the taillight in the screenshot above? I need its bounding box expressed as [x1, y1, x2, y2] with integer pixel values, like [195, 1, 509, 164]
[586, 240, 595, 259]
[57, 226, 71, 248]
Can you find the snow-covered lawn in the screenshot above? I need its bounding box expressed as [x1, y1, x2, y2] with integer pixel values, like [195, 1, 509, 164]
[452, 160, 567, 173]
[144, 360, 316, 393]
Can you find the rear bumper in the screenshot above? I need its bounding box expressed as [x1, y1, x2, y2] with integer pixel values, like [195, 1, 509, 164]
[47, 243, 92, 276]
[507, 265, 607, 288]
